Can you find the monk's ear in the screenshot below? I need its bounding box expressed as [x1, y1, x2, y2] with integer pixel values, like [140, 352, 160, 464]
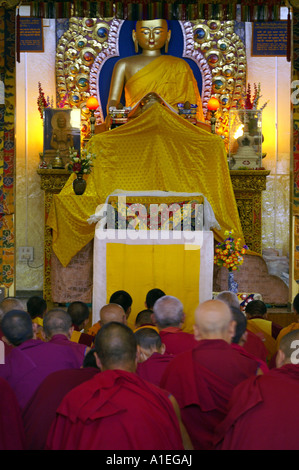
[68, 325, 74, 339]
[276, 349, 286, 368]
[94, 351, 103, 370]
[151, 313, 157, 326]
[193, 324, 201, 341]
[2, 335, 12, 346]
[228, 320, 236, 342]
[160, 343, 166, 355]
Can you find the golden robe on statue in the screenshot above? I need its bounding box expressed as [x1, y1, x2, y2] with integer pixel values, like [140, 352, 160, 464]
[124, 55, 205, 122]
[47, 102, 244, 267]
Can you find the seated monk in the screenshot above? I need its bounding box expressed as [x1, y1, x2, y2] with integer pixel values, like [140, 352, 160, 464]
[106, 19, 204, 124]
[135, 327, 175, 387]
[160, 299, 261, 450]
[152, 295, 198, 355]
[214, 329, 299, 450]
[46, 322, 193, 450]
[0, 377, 25, 450]
[87, 303, 126, 337]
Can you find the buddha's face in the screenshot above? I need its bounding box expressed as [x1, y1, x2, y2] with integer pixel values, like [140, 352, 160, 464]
[133, 19, 171, 51]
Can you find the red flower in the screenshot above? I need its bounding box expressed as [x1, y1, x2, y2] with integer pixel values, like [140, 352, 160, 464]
[72, 162, 82, 173]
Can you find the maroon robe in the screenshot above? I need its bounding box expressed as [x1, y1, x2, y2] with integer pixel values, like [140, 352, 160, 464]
[231, 343, 269, 374]
[160, 339, 259, 450]
[214, 364, 299, 450]
[22, 367, 99, 450]
[159, 327, 197, 355]
[0, 338, 83, 410]
[0, 377, 25, 450]
[46, 369, 184, 450]
[243, 329, 268, 362]
[136, 351, 175, 386]
[48, 334, 87, 366]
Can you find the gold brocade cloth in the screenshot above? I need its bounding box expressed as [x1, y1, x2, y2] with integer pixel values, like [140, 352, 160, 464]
[47, 103, 244, 267]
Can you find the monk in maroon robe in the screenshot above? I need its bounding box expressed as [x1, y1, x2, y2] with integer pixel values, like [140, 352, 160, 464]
[0, 310, 84, 410]
[0, 377, 25, 450]
[160, 300, 260, 450]
[135, 327, 175, 386]
[43, 308, 90, 365]
[214, 329, 299, 450]
[152, 295, 197, 355]
[22, 367, 100, 450]
[230, 306, 269, 374]
[46, 322, 192, 450]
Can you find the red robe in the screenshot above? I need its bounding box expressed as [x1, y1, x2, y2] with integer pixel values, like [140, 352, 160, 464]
[0, 338, 83, 410]
[22, 367, 99, 450]
[159, 327, 197, 355]
[160, 339, 259, 450]
[0, 377, 25, 450]
[231, 343, 269, 375]
[136, 351, 175, 387]
[214, 364, 299, 450]
[243, 329, 268, 362]
[46, 369, 184, 450]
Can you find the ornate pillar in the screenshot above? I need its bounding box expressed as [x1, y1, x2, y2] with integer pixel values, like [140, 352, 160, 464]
[230, 169, 270, 254]
[37, 168, 70, 300]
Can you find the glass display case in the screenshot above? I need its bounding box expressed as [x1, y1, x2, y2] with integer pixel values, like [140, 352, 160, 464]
[228, 109, 263, 169]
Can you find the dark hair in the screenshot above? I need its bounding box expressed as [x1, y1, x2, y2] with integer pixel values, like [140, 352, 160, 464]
[82, 348, 100, 369]
[109, 290, 132, 312]
[231, 307, 247, 344]
[145, 288, 166, 309]
[135, 309, 154, 327]
[245, 300, 267, 317]
[134, 327, 162, 350]
[43, 308, 72, 337]
[1, 310, 33, 346]
[67, 301, 90, 327]
[26, 296, 47, 320]
[94, 322, 136, 369]
[293, 293, 299, 314]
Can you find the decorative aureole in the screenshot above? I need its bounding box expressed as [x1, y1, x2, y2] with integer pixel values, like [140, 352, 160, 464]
[56, 18, 246, 143]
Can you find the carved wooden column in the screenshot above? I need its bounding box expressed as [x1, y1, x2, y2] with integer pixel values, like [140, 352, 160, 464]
[230, 169, 270, 254]
[37, 169, 70, 300]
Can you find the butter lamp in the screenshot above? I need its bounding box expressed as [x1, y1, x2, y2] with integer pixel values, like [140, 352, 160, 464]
[86, 96, 99, 136]
[207, 97, 220, 134]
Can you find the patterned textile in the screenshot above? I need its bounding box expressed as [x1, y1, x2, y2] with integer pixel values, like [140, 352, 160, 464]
[28, 1, 286, 22]
[0, 7, 15, 287]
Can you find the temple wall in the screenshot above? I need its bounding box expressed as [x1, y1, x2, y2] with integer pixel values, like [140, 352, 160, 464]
[245, 19, 291, 289]
[15, 13, 56, 293]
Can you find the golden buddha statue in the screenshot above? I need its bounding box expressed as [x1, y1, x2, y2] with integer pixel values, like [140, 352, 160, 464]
[107, 19, 204, 122]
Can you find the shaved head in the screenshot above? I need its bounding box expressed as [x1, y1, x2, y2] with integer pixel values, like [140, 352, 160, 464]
[100, 303, 126, 326]
[194, 299, 235, 343]
[94, 322, 137, 371]
[277, 329, 299, 367]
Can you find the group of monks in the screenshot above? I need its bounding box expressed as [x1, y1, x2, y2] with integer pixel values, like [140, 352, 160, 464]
[1, 288, 299, 451]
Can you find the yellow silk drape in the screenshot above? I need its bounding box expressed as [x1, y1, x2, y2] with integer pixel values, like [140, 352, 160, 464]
[106, 243, 201, 333]
[47, 103, 244, 267]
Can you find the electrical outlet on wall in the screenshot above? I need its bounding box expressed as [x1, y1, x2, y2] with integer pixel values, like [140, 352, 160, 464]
[19, 246, 34, 262]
